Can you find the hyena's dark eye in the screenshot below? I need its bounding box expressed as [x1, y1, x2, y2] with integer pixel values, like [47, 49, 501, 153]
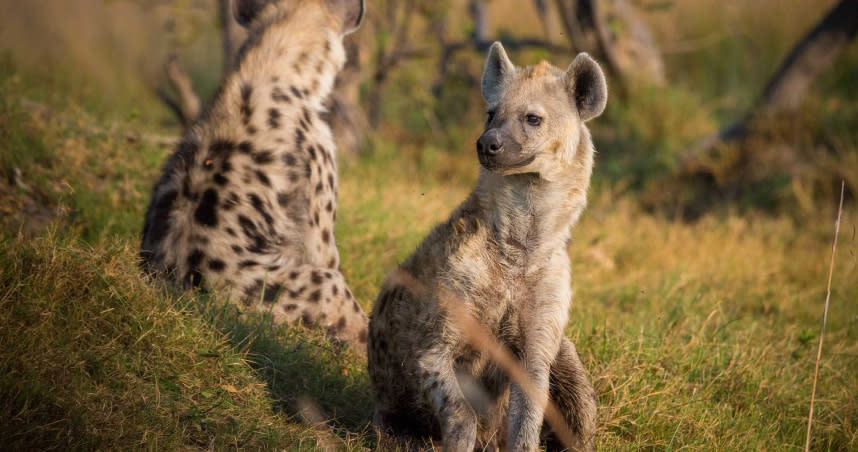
[486, 110, 496, 123]
[525, 114, 542, 126]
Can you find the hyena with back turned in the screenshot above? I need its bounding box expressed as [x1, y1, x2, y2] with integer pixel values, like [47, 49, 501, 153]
[368, 42, 605, 451]
[140, 0, 368, 352]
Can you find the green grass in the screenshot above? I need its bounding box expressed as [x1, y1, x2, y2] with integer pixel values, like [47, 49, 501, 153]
[1, 0, 857, 449]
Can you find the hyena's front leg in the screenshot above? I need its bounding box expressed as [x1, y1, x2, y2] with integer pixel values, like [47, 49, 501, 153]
[419, 355, 479, 452]
[507, 304, 567, 451]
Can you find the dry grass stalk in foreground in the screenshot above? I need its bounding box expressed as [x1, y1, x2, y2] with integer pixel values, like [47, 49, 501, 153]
[388, 269, 586, 450]
[804, 180, 846, 452]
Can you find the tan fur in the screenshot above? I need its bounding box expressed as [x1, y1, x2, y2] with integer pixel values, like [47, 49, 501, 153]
[368, 44, 604, 451]
[140, 0, 368, 353]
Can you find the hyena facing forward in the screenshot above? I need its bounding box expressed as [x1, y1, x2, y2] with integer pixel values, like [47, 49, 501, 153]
[368, 43, 606, 451]
[140, 0, 368, 351]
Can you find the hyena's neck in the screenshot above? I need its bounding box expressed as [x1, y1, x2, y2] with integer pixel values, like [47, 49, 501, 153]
[476, 128, 594, 255]
[207, 6, 346, 125]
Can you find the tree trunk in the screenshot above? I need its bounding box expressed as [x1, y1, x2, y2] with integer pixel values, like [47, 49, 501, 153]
[681, 0, 858, 169]
[756, 0, 858, 116]
[216, 0, 245, 73]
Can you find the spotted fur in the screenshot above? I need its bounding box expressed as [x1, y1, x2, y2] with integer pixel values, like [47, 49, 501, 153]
[368, 43, 605, 451]
[141, 0, 368, 352]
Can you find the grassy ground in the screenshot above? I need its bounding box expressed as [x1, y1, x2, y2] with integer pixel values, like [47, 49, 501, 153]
[1, 0, 857, 450]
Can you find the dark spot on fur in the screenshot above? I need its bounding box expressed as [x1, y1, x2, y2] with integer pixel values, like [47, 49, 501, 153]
[239, 260, 259, 268]
[238, 215, 268, 254]
[263, 284, 281, 304]
[315, 182, 323, 194]
[328, 257, 336, 268]
[310, 271, 323, 285]
[313, 211, 320, 225]
[283, 303, 298, 312]
[358, 329, 367, 343]
[309, 290, 321, 303]
[209, 139, 235, 158]
[268, 108, 281, 129]
[337, 316, 346, 329]
[302, 107, 312, 126]
[325, 201, 333, 212]
[271, 86, 291, 103]
[222, 192, 240, 211]
[194, 189, 219, 227]
[208, 259, 226, 272]
[253, 150, 274, 164]
[238, 141, 253, 154]
[231, 245, 243, 254]
[213, 173, 228, 185]
[244, 279, 263, 303]
[246, 125, 257, 135]
[240, 84, 253, 124]
[248, 193, 274, 226]
[283, 153, 297, 166]
[307, 145, 317, 161]
[332, 285, 339, 296]
[289, 271, 299, 280]
[290, 86, 303, 99]
[327, 174, 335, 190]
[289, 172, 299, 183]
[295, 128, 306, 149]
[321, 229, 330, 244]
[276, 192, 290, 207]
[255, 170, 271, 187]
[352, 300, 360, 312]
[301, 311, 314, 325]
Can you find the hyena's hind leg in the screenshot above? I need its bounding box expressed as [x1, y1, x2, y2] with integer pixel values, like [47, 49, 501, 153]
[242, 265, 369, 353]
[544, 337, 598, 452]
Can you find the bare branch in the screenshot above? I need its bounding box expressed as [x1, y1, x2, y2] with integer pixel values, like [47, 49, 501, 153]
[163, 53, 201, 127]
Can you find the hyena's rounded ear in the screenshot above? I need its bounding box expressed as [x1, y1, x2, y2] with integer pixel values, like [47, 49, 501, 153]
[564, 53, 608, 122]
[326, 0, 365, 34]
[232, 0, 274, 27]
[481, 42, 516, 104]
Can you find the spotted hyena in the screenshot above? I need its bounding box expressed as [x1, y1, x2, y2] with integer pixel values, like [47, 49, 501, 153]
[140, 0, 368, 351]
[368, 42, 606, 451]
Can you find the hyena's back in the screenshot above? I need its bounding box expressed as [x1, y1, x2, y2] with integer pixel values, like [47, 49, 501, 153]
[140, 0, 368, 351]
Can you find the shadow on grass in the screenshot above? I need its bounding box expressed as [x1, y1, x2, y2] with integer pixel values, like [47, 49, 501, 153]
[191, 294, 375, 445]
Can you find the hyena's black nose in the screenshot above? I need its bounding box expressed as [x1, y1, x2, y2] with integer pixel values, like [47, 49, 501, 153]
[477, 129, 504, 156]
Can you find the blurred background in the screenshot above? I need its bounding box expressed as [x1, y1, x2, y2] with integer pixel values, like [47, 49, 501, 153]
[1, 0, 857, 450]
[1, 0, 856, 215]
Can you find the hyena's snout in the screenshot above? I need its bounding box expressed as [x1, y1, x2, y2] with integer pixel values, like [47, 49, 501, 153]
[477, 128, 532, 172]
[477, 128, 504, 157]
